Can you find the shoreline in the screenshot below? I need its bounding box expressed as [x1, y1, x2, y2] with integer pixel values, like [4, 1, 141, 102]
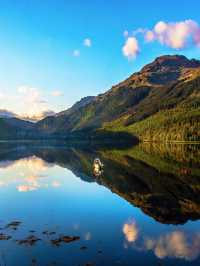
[0, 139, 199, 144]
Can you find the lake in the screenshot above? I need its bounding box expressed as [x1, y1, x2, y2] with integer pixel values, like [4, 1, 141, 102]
[0, 142, 199, 266]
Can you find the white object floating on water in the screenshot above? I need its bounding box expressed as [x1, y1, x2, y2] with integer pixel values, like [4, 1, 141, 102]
[93, 158, 104, 176]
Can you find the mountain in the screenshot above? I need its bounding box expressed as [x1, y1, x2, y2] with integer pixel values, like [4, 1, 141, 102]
[0, 97, 97, 140]
[56, 96, 95, 117]
[0, 109, 57, 139]
[0, 109, 17, 118]
[36, 55, 200, 142]
[36, 96, 96, 135]
[0, 55, 199, 141]
[0, 117, 34, 140]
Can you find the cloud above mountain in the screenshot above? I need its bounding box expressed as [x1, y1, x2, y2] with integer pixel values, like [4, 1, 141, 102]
[122, 37, 140, 60]
[123, 19, 200, 60]
[145, 20, 200, 49]
[17, 86, 56, 119]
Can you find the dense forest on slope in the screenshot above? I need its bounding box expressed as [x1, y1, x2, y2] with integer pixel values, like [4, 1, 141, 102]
[102, 102, 200, 142]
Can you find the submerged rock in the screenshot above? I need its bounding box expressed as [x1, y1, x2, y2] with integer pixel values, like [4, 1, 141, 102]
[42, 230, 56, 236]
[17, 235, 41, 246]
[0, 233, 11, 240]
[80, 246, 87, 250]
[6, 221, 21, 230]
[51, 235, 80, 246]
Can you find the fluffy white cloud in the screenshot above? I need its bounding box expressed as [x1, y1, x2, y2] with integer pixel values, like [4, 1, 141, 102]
[73, 49, 80, 57]
[122, 37, 140, 60]
[51, 90, 63, 97]
[83, 38, 92, 47]
[123, 19, 200, 59]
[145, 19, 200, 49]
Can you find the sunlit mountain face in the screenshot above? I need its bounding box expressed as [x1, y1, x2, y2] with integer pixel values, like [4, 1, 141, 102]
[0, 142, 199, 266]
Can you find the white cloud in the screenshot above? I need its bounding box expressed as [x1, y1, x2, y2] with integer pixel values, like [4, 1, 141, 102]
[122, 37, 140, 60]
[22, 110, 56, 121]
[123, 19, 200, 59]
[73, 49, 80, 57]
[51, 90, 63, 97]
[83, 38, 92, 47]
[17, 86, 51, 117]
[145, 19, 200, 49]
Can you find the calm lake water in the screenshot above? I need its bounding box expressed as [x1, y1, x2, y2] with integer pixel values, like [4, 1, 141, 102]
[0, 142, 199, 266]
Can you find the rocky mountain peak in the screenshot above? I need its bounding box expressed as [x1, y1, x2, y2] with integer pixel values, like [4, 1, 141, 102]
[141, 55, 200, 73]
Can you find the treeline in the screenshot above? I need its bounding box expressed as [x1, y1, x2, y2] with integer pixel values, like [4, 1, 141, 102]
[127, 105, 200, 142]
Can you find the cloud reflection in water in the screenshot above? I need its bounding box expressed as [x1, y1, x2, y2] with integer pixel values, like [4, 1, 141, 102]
[122, 219, 200, 261]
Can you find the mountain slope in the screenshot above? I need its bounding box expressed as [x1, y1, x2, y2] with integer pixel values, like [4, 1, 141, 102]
[36, 55, 200, 141]
[0, 109, 17, 118]
[0, 118, 34, 140]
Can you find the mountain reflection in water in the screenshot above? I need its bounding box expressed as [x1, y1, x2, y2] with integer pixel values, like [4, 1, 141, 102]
[0, 142, 199, 266]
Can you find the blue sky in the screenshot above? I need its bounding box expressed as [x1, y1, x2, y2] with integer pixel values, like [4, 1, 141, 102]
[0, 0, 200, 117]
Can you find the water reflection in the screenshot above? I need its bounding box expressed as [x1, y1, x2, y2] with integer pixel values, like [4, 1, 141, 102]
[123, 223, 200, 261]
[145, 231, 200, 261]
[0, 155, 59, 192]
[0, 142, 199, 265]
[0, 142, 200, 224]
[123, 220, 139, 243]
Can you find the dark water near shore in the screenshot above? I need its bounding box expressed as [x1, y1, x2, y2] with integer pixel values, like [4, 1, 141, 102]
[0, 142, 199, 266]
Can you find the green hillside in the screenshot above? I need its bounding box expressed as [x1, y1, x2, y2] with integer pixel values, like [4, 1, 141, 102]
[36, 55, 200, 142]
[102, 103, 200, 142]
